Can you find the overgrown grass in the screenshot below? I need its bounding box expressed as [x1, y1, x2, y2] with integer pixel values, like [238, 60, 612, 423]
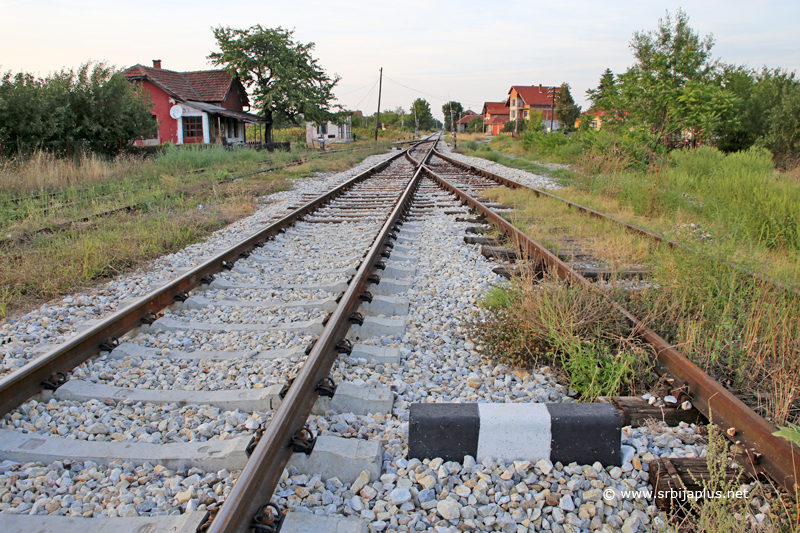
[480, 186, 655, 268]
[0, 142, 389, 317]
[464, 140, 800, 426]
[617, 248, 800, 426]
[473, 274, 655, 400]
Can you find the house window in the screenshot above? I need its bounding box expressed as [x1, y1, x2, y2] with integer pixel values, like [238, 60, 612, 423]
[320, 123, 328, 135]
[183, 116, 203, 138]
[523, 111, 528, 118]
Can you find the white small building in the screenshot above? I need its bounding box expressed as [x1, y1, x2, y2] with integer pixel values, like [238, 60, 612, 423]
[306, 118, 353, 146]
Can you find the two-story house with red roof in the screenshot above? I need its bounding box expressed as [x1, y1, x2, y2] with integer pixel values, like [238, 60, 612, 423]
[506, 85, 560, 130]
[124, 60, 268, 145]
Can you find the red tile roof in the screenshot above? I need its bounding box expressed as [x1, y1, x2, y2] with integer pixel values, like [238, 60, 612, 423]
[456, 113, 479, 125]
[485, 115, 509, 125]
[509, 85, 558, 107]
[482, 102, 510, 115]
[124, 64, 239, 104]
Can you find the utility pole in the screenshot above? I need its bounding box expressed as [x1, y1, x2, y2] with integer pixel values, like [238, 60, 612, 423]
[450, 106, 457, 149]
[413, 103, 418, 138]
[548, 86, 559, 133]
[374, 68, 383, 141]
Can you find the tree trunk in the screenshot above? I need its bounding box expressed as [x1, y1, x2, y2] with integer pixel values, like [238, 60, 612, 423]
[265, 110, 274, 144]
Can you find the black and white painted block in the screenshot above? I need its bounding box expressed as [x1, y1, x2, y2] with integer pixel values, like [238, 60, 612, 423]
[408, 402, 621, 466]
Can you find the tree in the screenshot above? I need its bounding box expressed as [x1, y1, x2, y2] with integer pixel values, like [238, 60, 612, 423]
[208, 25, 340, 142]
[617, 9, 716, 141]
[756, 69, 800, 165]
[442, 101, 464, 131]
[411, 98, 435, 131]
[467, 115, 484, 133]
[555, 83, 581, 131]
[586, 68, 622, 120]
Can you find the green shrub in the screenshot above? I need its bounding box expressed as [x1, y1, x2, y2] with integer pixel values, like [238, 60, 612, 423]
[464, 140, 479, 151]
[559, 142, 584, 159]
[521, 131, 570, 156]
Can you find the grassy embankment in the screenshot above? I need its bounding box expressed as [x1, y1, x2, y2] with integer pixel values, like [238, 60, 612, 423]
[463, 136, 800, 429]
[463, 133, 800, 532]
[0, 140, 390, 318]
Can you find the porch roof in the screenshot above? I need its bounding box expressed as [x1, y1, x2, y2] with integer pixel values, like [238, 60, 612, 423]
[184, 101, 270, 124]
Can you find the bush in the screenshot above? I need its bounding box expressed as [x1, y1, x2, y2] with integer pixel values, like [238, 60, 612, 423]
[558, 142, 584, 159]
[502, 119, 527, 133]
[464, 140, 479, 151]
[0, 62, 155, 157]
[521, 131, 570, 156]
[472, 277, 654, 400]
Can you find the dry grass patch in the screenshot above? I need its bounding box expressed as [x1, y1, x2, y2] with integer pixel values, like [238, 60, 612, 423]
[473, 271, 656, 401]
[481, 186, 656, 269]
[0, 143, 385, 318]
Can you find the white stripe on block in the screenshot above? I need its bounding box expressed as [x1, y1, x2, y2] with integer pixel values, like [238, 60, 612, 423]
[476, 403, 551, 461]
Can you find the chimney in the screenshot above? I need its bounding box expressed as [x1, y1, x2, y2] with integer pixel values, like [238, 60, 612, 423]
[539, 84, 542, 92]
[152, 59, 162, 69]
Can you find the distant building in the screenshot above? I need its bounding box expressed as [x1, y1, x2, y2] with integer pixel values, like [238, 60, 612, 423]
[455, 110, 479, 133]
[575, 108, 605, 130]
[124, 60, 268, 145]
[506, 84, 561, 130]
[481, 102, 510, 135]
[306, 117, 353, 146]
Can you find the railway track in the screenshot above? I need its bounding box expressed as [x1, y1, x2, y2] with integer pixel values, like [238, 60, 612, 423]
[0, 134, 785, 532]
[420, 147, 800, 497]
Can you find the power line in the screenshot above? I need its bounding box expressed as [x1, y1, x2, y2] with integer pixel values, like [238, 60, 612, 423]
[335, 80, 380, 98]
[351, 79, 379, 110]
[383, 76, 483, 107]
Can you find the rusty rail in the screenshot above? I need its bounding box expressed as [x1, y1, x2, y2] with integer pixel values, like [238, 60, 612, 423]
[421, 162, 800, 496]
[206, 141, 436, 533]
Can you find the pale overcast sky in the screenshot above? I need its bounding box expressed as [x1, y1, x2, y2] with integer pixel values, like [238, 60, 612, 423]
[1, 1, 798, 121]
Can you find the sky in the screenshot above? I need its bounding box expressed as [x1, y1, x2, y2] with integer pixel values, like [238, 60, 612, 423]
[1, 0, 798, 121]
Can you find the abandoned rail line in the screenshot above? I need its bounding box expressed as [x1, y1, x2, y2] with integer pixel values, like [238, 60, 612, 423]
[0, 134, 789, 532]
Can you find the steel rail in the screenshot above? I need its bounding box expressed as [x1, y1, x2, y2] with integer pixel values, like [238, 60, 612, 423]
[207, 143, 435, 533]
[0, 149, 411, 418]
[421, 163, 800, 496]
[432, 149, 800, 297]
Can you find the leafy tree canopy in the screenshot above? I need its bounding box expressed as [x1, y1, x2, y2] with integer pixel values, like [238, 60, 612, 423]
[208, 25, 340, 141]
[555, 83, 581, 131]
[411, 98, 436, 131]
[586, 68, 622, 117]
[618, 9, 718, 139]
[527, 110, 547, 133]
[442, 101, 464, 131]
